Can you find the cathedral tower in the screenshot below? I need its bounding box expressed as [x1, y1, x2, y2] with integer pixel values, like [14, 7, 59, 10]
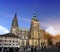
[10, 13, 18, 35]
[30, 13, 40, 39]
[29, 13, 40, 46]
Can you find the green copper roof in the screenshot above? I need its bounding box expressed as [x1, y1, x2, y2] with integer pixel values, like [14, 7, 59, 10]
[32, 13, 38, 21]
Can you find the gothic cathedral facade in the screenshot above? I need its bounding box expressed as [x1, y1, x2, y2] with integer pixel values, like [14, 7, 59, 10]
[10, 13, 48, 47]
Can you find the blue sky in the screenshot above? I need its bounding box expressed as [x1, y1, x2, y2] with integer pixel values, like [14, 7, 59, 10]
[0, 0, 60, 35]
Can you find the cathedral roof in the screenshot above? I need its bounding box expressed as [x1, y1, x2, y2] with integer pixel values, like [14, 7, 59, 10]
[18, 27, 29, 31]
[0, 33, 20, 38]
[12, 13, 18, 27]
[32, 13, 39, 21]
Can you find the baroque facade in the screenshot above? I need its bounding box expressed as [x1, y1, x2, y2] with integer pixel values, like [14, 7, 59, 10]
[10, 13, 48, 47]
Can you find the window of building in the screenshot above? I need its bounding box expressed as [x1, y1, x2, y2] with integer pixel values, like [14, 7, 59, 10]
[9, 44, 11, 45]
[0, 40, 2, 42]
[9, 40, 11, 42]
[13, 40, 14, 42]
[13, 44, 14, 45]
[4, 44, 6, 45]
[5, 40, 6, 42]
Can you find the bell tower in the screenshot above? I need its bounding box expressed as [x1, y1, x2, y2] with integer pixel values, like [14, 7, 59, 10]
[30, 13, 40, 39]
[10, 13, 18, 35]
[29, 13, 40, 46]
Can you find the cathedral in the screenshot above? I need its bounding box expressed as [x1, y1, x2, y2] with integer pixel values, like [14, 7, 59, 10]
[10, 13, 48, 47]
[0, 13, 59, 52]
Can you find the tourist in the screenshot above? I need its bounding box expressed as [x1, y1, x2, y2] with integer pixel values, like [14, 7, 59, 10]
[34, 46, 36, 52]
[41, 46, 43, 51]
[31, 46, 33, 52]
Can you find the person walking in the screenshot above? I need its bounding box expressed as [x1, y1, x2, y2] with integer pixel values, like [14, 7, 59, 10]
[34, 46, 36, 52]
[41, 46, 43, 51]
[31, 46, 33, 52]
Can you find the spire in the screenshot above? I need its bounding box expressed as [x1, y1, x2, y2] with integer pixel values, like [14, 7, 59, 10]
[14, 13, 17, 19]
[33, 13, 37, 17]
[12, 13, 18, 27]
[10, 13, 18, 35]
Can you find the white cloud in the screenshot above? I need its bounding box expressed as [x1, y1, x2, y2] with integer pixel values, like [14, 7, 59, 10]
[0, 25, 9, 35]
[45, 26, 59, 36]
